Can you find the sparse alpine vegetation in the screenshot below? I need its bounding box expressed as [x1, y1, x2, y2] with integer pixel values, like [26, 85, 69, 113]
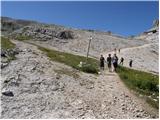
[38, 46, 99, 74]
[1, 37, 15, 50]
[1, 37, 17, 65]
[117, 66, 159, 109]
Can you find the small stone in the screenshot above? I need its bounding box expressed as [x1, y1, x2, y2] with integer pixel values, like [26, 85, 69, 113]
[56, 75, 60, 79]
[2, 91, 14, 97]
[4, 79, 10, 83]
[153, 99, 157, 101]
[136, 114, 140, 118]
[109, 86, 113, 89]
[98, 72, 101, 75]
[125, 94, 129, 97]
[140, 109, 144, 112]
[114, 96, 117, 99]
[121, 104, 125, 106]
[86, 85, 94, 89]
[51, 85, 58, 91]
[1, 63, 9, 69]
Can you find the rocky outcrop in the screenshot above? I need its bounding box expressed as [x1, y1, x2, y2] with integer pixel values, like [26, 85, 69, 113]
[10, 25, 75, 41]
[153, 20, 159, 28]
[57, 30, 74, 39]
[1, 48, 19, 69]
[1, 48, 19, 57]
[1, 17, 35, 35]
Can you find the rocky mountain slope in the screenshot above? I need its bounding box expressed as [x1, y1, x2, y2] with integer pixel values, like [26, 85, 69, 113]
[103, 20, 159, 74]
[2, 17, 158, 73]
[1, 17, 159, 118]
[1, 40, 157, 118]
[2, 17, 148, 57]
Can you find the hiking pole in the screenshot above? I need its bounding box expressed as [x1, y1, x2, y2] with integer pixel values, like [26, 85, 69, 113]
[86, 36, 92, 63]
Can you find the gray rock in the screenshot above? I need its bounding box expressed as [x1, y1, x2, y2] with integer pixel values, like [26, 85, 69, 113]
[2, 91, 14, 97]
[1, 49, 7, 57]
[57, 31, 74, 39]
[1, 62, 9, 69]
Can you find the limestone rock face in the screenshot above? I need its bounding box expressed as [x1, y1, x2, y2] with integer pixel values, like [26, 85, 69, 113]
[153, 20, 159, 27]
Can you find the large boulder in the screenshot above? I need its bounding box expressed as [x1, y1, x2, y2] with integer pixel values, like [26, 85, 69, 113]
[57, 30, 74, 39]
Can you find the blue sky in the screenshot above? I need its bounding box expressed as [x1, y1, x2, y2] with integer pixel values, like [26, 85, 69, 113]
[1, 1, 159, 36]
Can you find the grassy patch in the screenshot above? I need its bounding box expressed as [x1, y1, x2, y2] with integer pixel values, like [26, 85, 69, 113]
[38, 46, 99, 74]
[79, 63, 98, 74]
[15, 34, 32, 41]
[1, 37, 15, 50]
[1, 37, 16, 61]
[117, 66, 159, 109]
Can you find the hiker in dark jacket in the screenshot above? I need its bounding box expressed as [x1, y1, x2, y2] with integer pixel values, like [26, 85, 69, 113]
[107, 54, 112, 72]
[119, 57, 124, 65]
[100, 55, 105, 70]
[112, 54, 118, 72]
[119, 49, 121, 53]
[129, 59, 133, 67]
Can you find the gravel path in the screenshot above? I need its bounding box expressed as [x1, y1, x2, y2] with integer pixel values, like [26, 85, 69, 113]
[1, 40, 158, 118]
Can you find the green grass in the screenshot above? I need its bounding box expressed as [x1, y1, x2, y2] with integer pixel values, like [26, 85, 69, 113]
[117, 66, 159, 109]
[1, 37, 15, 50]
[1, 36, 16, 61]
[15, 34, 32, 41]
[38, 46, 99, 74]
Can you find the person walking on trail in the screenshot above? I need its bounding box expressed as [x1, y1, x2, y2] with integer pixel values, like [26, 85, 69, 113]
[119, 49, 121, 53]
[119, 57, 124, 65]
[100, 55, 105, 70]
[129, 59, 133, 67]
[112, 54, 118, 72]
[107, 54, 112, 72]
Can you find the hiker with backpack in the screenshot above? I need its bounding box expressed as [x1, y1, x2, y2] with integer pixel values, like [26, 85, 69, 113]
[119, 49, 121, 53]
[107, 54, 112, 72]
[112, 54, 118, 72]
[100, 55, 105, 70]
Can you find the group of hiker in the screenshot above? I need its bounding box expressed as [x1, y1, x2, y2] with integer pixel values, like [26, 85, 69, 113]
[100, 52, 133, 72]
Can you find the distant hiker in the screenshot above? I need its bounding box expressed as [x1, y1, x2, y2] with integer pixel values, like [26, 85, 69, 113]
[119, 49, 121, 53]
[107, 54, 112, 72]
[100, 55, 105, 70]
[112, 54, 118, 72]
[129, 59, 133, 67]
[119, 57, 124, 65]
